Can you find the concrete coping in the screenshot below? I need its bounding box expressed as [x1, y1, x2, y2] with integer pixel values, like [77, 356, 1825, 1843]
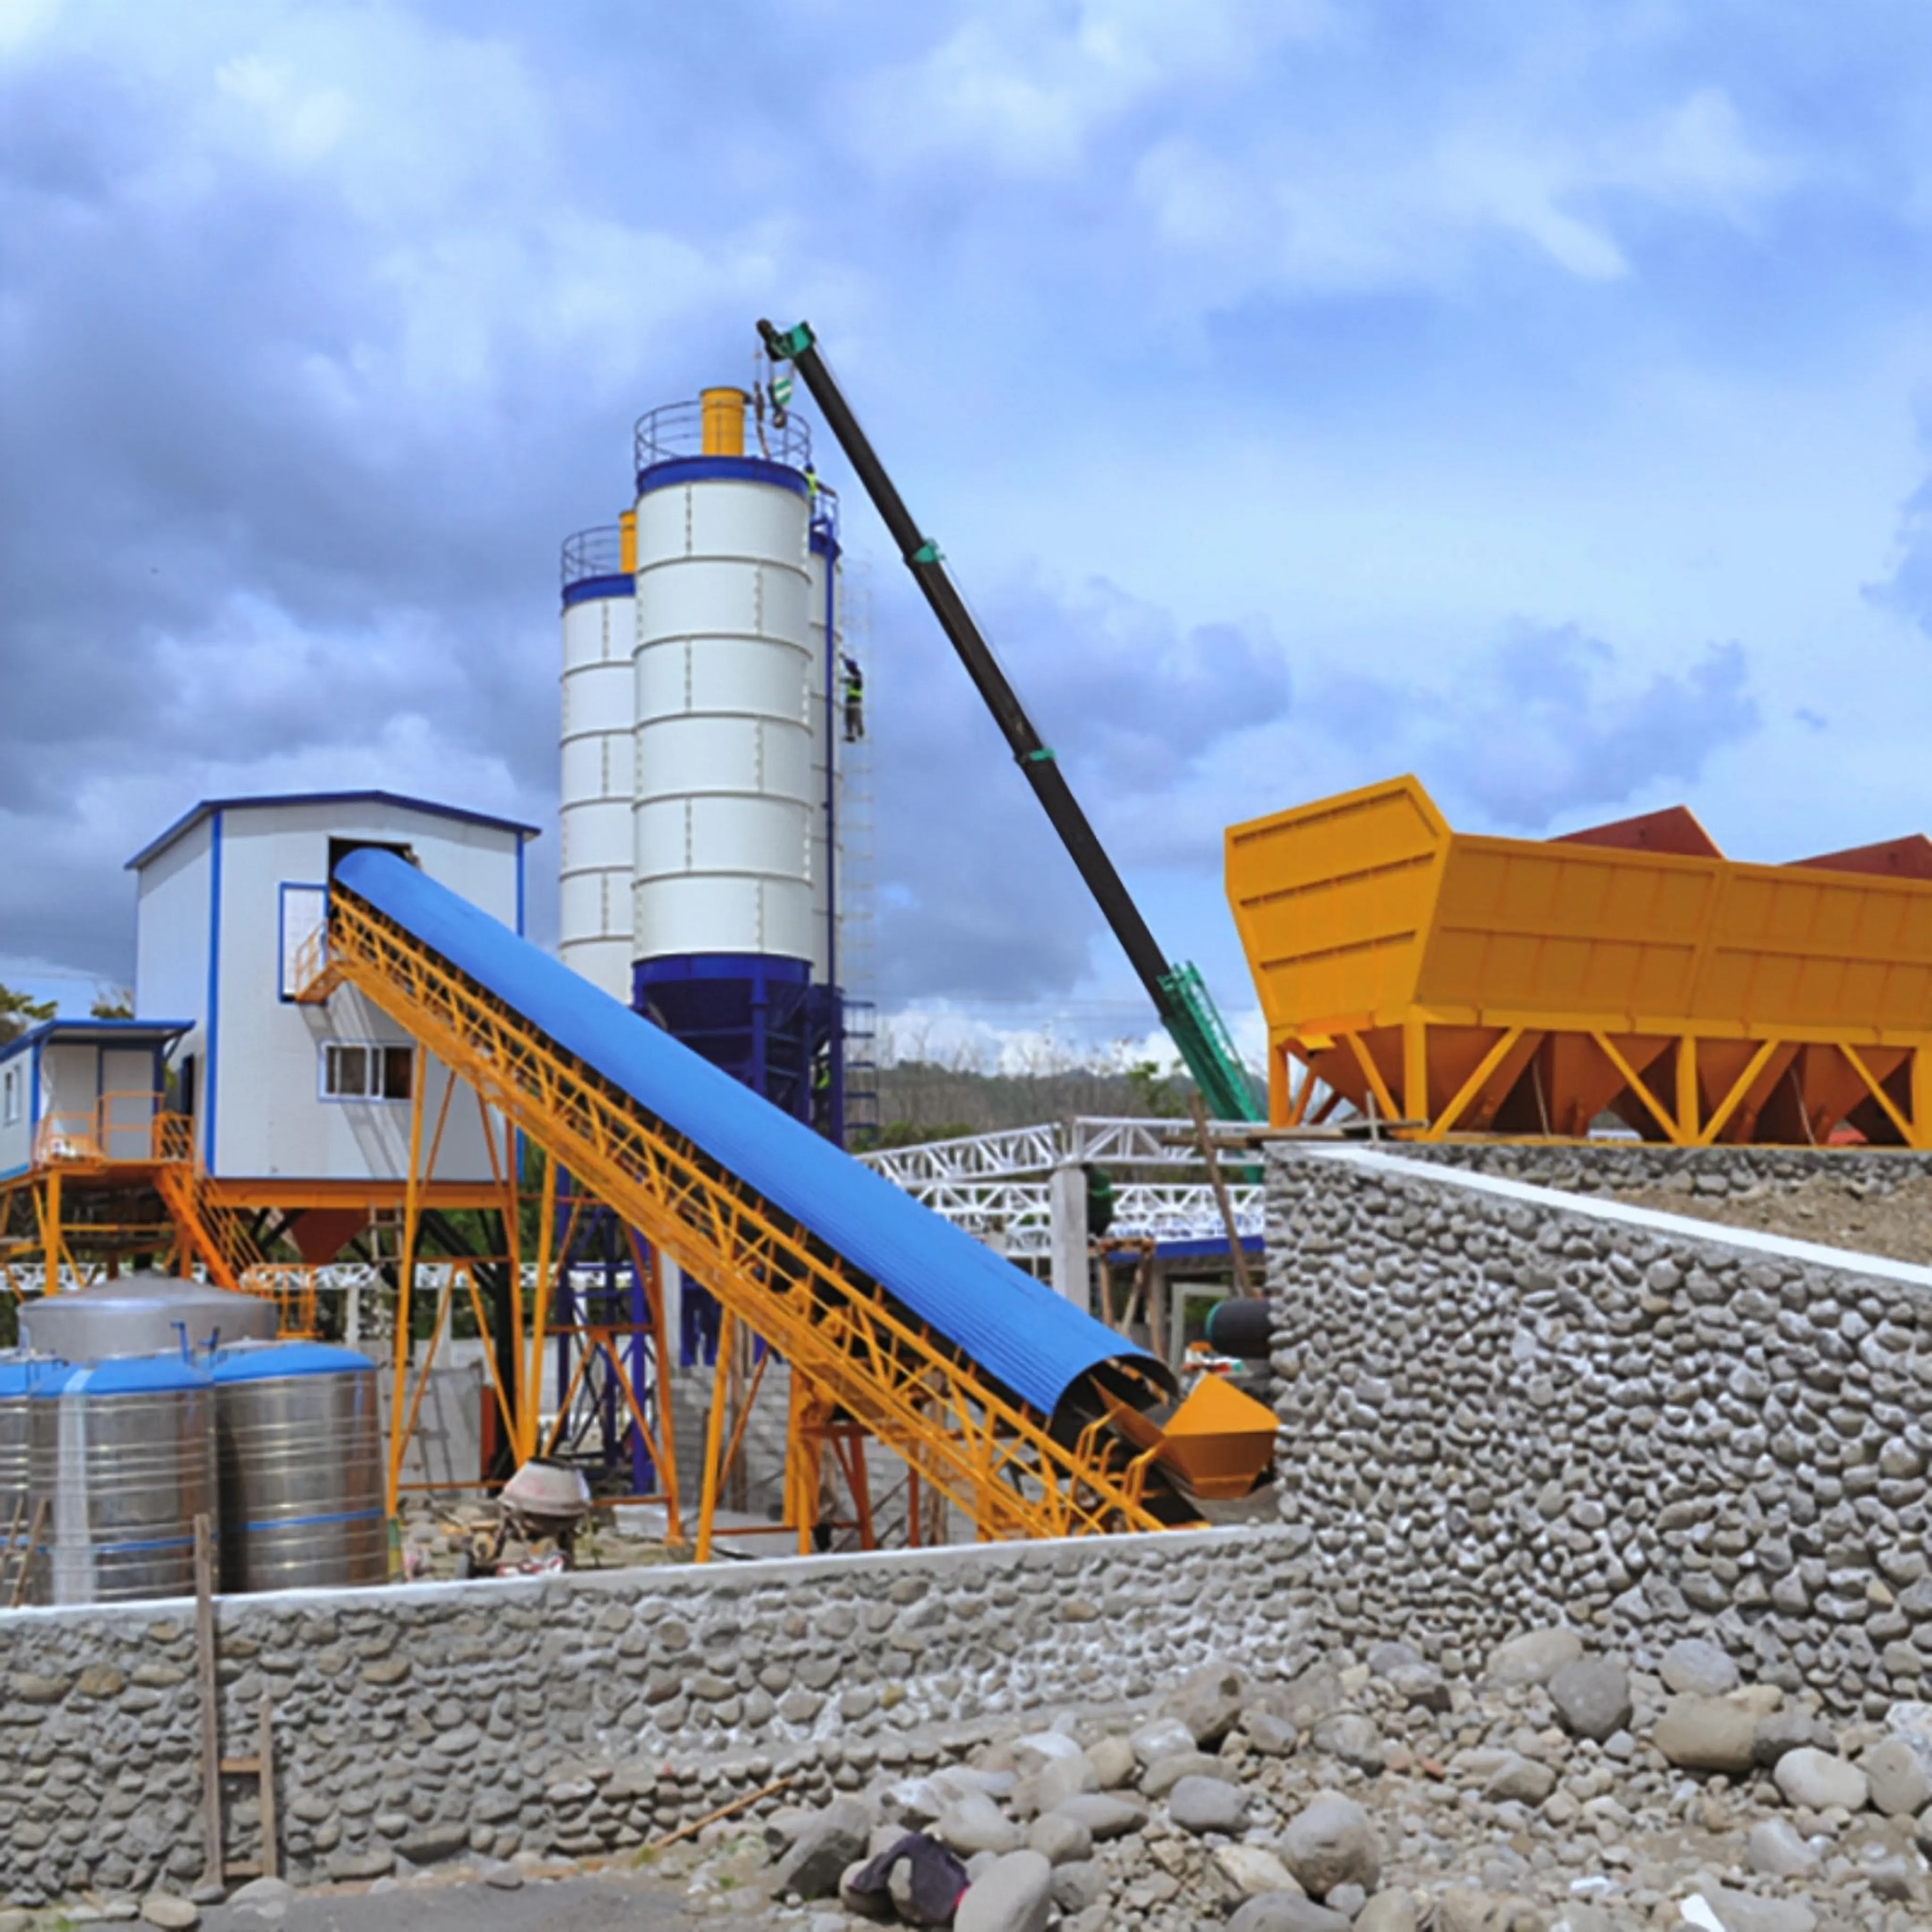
[1287, 1143, 1932, 1294]
[0, 1520, 1282, 1627]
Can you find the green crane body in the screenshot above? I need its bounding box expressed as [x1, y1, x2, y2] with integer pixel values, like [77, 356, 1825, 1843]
[759, 319, 1262, 1125]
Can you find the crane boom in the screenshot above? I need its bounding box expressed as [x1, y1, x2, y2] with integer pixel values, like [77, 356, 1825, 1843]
[759, 318, 1261, 1124]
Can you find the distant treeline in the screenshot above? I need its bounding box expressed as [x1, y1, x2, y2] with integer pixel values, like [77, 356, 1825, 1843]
[866, 1057, 1193, 1148]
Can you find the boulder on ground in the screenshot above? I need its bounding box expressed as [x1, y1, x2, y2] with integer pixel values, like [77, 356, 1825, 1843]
[1310, 1713, 1385, 1774]
[1278, 1792, 1382, 1899]
[1772, 1747, 1869, 1814]
[776, 1797, 875, 1898]
[1214, 1843, 1300, 1899]
[1243, 1710, 1299, 1756]
[1129, 1714, 1198, 1768]
[1164, 1659, 1246, 1748]
[1659, 1637, 1740, 1699]
[954, 1849, 1053, 1932]
[1860, 1736, 1930, 1817]
[1049, 1792, 1148, 1840]
[1025, 1811, 1091, 1866]
[1654, 1696, 1758, 1774]
[1549, 1658, 1632, 1742]
[1084, 1734, 1137, 1789]
[1747, 1818, 1819, 1879]
[1484, 1627, 1583, 1687]
[1167, 1773, 1249, 1835]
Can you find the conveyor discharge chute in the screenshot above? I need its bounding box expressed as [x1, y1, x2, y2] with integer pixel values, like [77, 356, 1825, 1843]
[309, 849, 1276, 1546]
[1226, 774, 1932, 1148]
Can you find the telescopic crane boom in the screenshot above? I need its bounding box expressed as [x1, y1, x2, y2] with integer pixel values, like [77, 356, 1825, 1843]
[759, 318, 1262, 1124]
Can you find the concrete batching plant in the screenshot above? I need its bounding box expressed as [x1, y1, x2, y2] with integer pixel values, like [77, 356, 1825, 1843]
[560, 387, 866, 1144]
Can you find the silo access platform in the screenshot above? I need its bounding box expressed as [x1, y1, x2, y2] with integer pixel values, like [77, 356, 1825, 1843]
[1226, 774, 1932, 1147]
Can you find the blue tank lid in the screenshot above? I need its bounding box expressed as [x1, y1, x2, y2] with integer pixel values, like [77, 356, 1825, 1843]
[53, 1356, 212, 1397]
[211, 1341, 378, 1384]
[0, 1355, 69, 1398]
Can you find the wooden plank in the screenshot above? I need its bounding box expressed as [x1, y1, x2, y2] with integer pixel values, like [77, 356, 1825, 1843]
[258, 1695, 279, 1881]
[219, 1758, 260, 1776]
[8, 1498, 46, 1609]
[194, 1513, 223, 1887]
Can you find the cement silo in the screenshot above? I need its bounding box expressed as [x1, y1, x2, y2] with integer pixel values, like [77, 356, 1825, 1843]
[628, 387, 837, 1128]
[558, 516, 640, 1004]
[555, 382, 858, 1141]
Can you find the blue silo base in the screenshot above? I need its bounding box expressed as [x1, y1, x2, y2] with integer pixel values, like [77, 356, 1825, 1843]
[633, 953, 849, 1368]
[632, 954, 847, 1143]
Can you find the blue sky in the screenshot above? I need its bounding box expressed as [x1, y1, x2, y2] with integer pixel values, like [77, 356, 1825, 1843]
[3, 0, 1930, 1062]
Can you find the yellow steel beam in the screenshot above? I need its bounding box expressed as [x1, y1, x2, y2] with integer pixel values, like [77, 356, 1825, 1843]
[1696, 1038, 1782, 1147]
[313, 889, 1169, 1544]
[1424, 1025, 1526, 1141]
[1587, 1031, 1681, 1142]
[1842, 1043, 1920, 1149]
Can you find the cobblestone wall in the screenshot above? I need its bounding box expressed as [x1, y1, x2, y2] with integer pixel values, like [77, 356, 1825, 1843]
[1397, 1139, 1932, 1197]
[0, 1526, 1307, 1904]
[1268, 1146, 1932, 1721]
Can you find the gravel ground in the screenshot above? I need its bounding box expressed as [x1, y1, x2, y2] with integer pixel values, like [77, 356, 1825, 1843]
[200, 1869, 774, 1932]
[1610, 1173, 1932, 1267]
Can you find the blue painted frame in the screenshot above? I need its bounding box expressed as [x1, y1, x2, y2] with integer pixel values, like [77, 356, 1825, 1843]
[203, 808, 223, 1168]
[276, 881, 328, 1002]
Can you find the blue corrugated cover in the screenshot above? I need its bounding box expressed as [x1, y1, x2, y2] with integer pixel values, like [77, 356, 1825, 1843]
[333, 849, 1167, 1416]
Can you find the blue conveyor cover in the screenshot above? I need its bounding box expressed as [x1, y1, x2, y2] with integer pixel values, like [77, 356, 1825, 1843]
[333, 849, 1166, 1416]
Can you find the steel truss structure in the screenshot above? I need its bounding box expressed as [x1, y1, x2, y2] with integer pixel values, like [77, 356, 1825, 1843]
[301, 886, 1179, 1555]
[859, 1116, 1263, 1258]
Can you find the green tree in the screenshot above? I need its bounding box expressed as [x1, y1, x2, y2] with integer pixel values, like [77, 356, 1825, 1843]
[0, 982, 55, 1045]
[1123, 1057, 1189, 1118]
[90, 986, 134, 1019]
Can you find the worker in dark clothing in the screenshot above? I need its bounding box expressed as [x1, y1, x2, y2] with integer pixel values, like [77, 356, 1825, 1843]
[841, 654, 865, 741]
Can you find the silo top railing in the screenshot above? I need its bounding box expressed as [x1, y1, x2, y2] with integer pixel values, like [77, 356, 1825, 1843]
[633, 396, 811, 475]
[560, 525, 624, 593]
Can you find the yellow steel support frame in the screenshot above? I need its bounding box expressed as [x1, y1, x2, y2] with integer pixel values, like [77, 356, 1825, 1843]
[1282, 1022, 1932, 1149]
[311, 890, 1168, 1545]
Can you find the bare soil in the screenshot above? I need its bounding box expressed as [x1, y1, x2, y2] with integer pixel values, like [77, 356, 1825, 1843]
[1611, 1172, 1932, 1269]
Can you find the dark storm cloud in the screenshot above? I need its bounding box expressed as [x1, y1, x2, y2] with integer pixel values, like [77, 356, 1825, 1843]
[1306, 623, 1760, 831]
[0, 0, 1923, 1028]
[866, 570, 1289, 1003]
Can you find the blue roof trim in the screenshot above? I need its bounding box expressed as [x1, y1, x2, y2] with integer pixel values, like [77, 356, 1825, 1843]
[636, 455, 808, 500]
[0, 1017, 194, 1068]
[561, 574, 636, 610]
[333, 848, 1166, 1416]
[212, 1342, 376, 1383]
[127, 791, 543, 872]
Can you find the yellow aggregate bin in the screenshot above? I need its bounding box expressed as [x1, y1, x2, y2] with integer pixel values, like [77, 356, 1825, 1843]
[1225, 774, 1932, 1147]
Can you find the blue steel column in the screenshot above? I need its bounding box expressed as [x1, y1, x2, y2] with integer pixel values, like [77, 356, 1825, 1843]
[814, 516, 847, 1146]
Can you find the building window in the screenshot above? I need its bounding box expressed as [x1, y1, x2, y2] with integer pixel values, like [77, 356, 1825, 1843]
[1, 1066, 16, 1127]
[320, 1043, 413, 1102]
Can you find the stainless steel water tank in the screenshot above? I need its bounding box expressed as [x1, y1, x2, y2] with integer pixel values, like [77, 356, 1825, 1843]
[21, 1273, 278, 1361]
[212, 1343, 387, 1592]
[0, 1354, 61, 1559]
[30, 1356, 217, 1605]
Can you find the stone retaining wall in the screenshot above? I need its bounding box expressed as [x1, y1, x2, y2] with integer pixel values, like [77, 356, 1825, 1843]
[1398, 1139, 1932, 1197]
[1267, 1145, 1932, 1721]
[0, 1526, 1307, 1905]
